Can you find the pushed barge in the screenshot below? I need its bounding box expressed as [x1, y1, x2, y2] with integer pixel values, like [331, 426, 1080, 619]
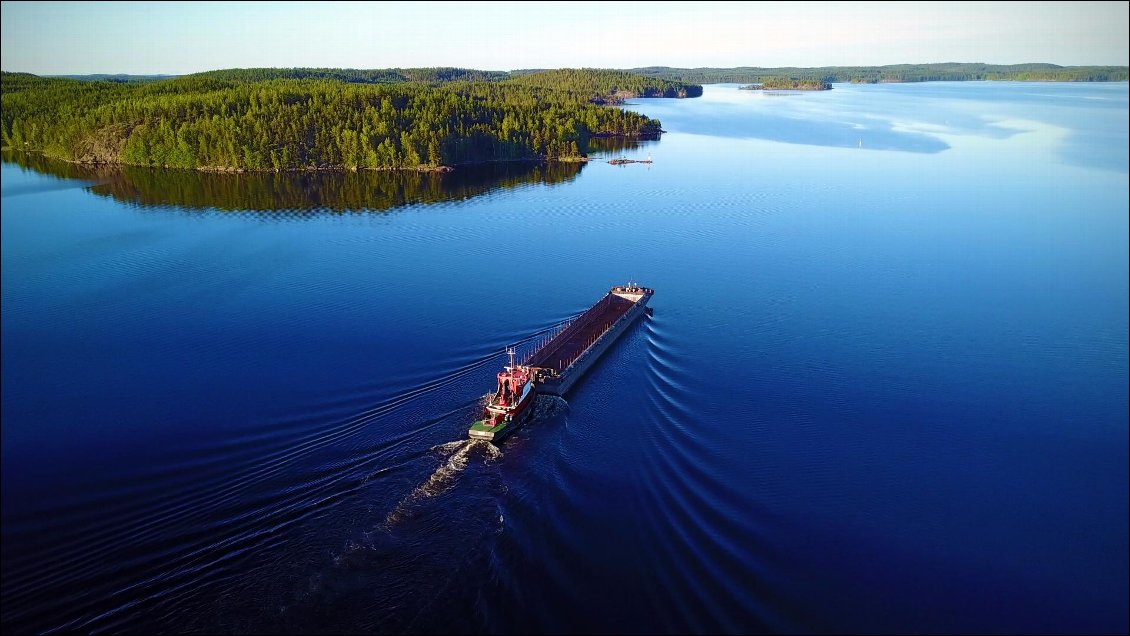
[468, 284, 653, 441]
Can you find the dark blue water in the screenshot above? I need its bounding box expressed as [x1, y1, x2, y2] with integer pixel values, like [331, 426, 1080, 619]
[3, 82, 1127, 634]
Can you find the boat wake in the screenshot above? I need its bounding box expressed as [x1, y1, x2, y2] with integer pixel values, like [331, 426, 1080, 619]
[383, 440, 501, 527]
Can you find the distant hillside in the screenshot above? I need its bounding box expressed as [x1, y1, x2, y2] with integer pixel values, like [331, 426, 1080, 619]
[52, 74, 176, 83]
[185, 67, 704, 102]
[190, 67, 510, 85]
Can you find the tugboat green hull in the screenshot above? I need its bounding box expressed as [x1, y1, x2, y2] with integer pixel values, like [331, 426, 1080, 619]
[468, 417, 514, 442]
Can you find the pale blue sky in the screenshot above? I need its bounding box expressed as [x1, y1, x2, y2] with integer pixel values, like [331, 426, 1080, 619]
[1, 1, 1126, 75]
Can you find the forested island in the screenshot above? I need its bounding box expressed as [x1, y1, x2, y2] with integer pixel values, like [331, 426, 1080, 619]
[739, 79, 832, 91]
[1, 68, 699, 172]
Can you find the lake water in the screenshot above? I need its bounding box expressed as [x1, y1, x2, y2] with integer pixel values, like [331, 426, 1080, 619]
[2, 82, 1127, 634]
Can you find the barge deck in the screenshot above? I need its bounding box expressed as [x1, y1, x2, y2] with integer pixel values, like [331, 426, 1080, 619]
[528, 285, 652, 396]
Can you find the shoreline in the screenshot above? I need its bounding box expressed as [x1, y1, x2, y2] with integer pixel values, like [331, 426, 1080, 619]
[0, 148, 617, 174]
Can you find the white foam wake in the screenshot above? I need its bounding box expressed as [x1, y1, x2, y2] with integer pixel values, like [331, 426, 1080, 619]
[384, 439, 498, 526]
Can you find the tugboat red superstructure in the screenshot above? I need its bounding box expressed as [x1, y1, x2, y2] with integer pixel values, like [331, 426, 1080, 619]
[468, 283, 653, 442]
[470, 348, 536, 438]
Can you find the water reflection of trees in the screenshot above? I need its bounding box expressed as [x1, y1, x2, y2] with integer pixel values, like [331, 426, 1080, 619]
[586, 136, 660, 157]
[2, 150, 585, 212]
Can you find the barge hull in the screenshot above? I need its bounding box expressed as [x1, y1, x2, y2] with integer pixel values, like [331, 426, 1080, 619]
[531, 287, 652, 396]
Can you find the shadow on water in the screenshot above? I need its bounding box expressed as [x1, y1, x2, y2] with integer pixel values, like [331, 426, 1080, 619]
[0, 149, 587, 213]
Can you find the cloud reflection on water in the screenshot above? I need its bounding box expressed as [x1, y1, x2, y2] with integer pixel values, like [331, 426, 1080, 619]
[633, 82, 1128, 172]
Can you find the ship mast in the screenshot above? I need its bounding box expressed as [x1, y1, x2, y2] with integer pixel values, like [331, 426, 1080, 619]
[507, 347, 516, 370]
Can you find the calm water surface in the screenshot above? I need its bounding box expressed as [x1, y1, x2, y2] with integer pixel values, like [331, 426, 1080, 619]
[2, 82, 1127, 634]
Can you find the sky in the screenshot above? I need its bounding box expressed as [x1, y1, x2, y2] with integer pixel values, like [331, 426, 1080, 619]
[1, 1, 1127, 75]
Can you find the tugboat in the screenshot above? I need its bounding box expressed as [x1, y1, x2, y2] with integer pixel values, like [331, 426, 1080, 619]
[467, 348, 537, 441]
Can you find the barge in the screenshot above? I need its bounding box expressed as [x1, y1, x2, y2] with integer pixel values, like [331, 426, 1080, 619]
[468, 283, 653, 442]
